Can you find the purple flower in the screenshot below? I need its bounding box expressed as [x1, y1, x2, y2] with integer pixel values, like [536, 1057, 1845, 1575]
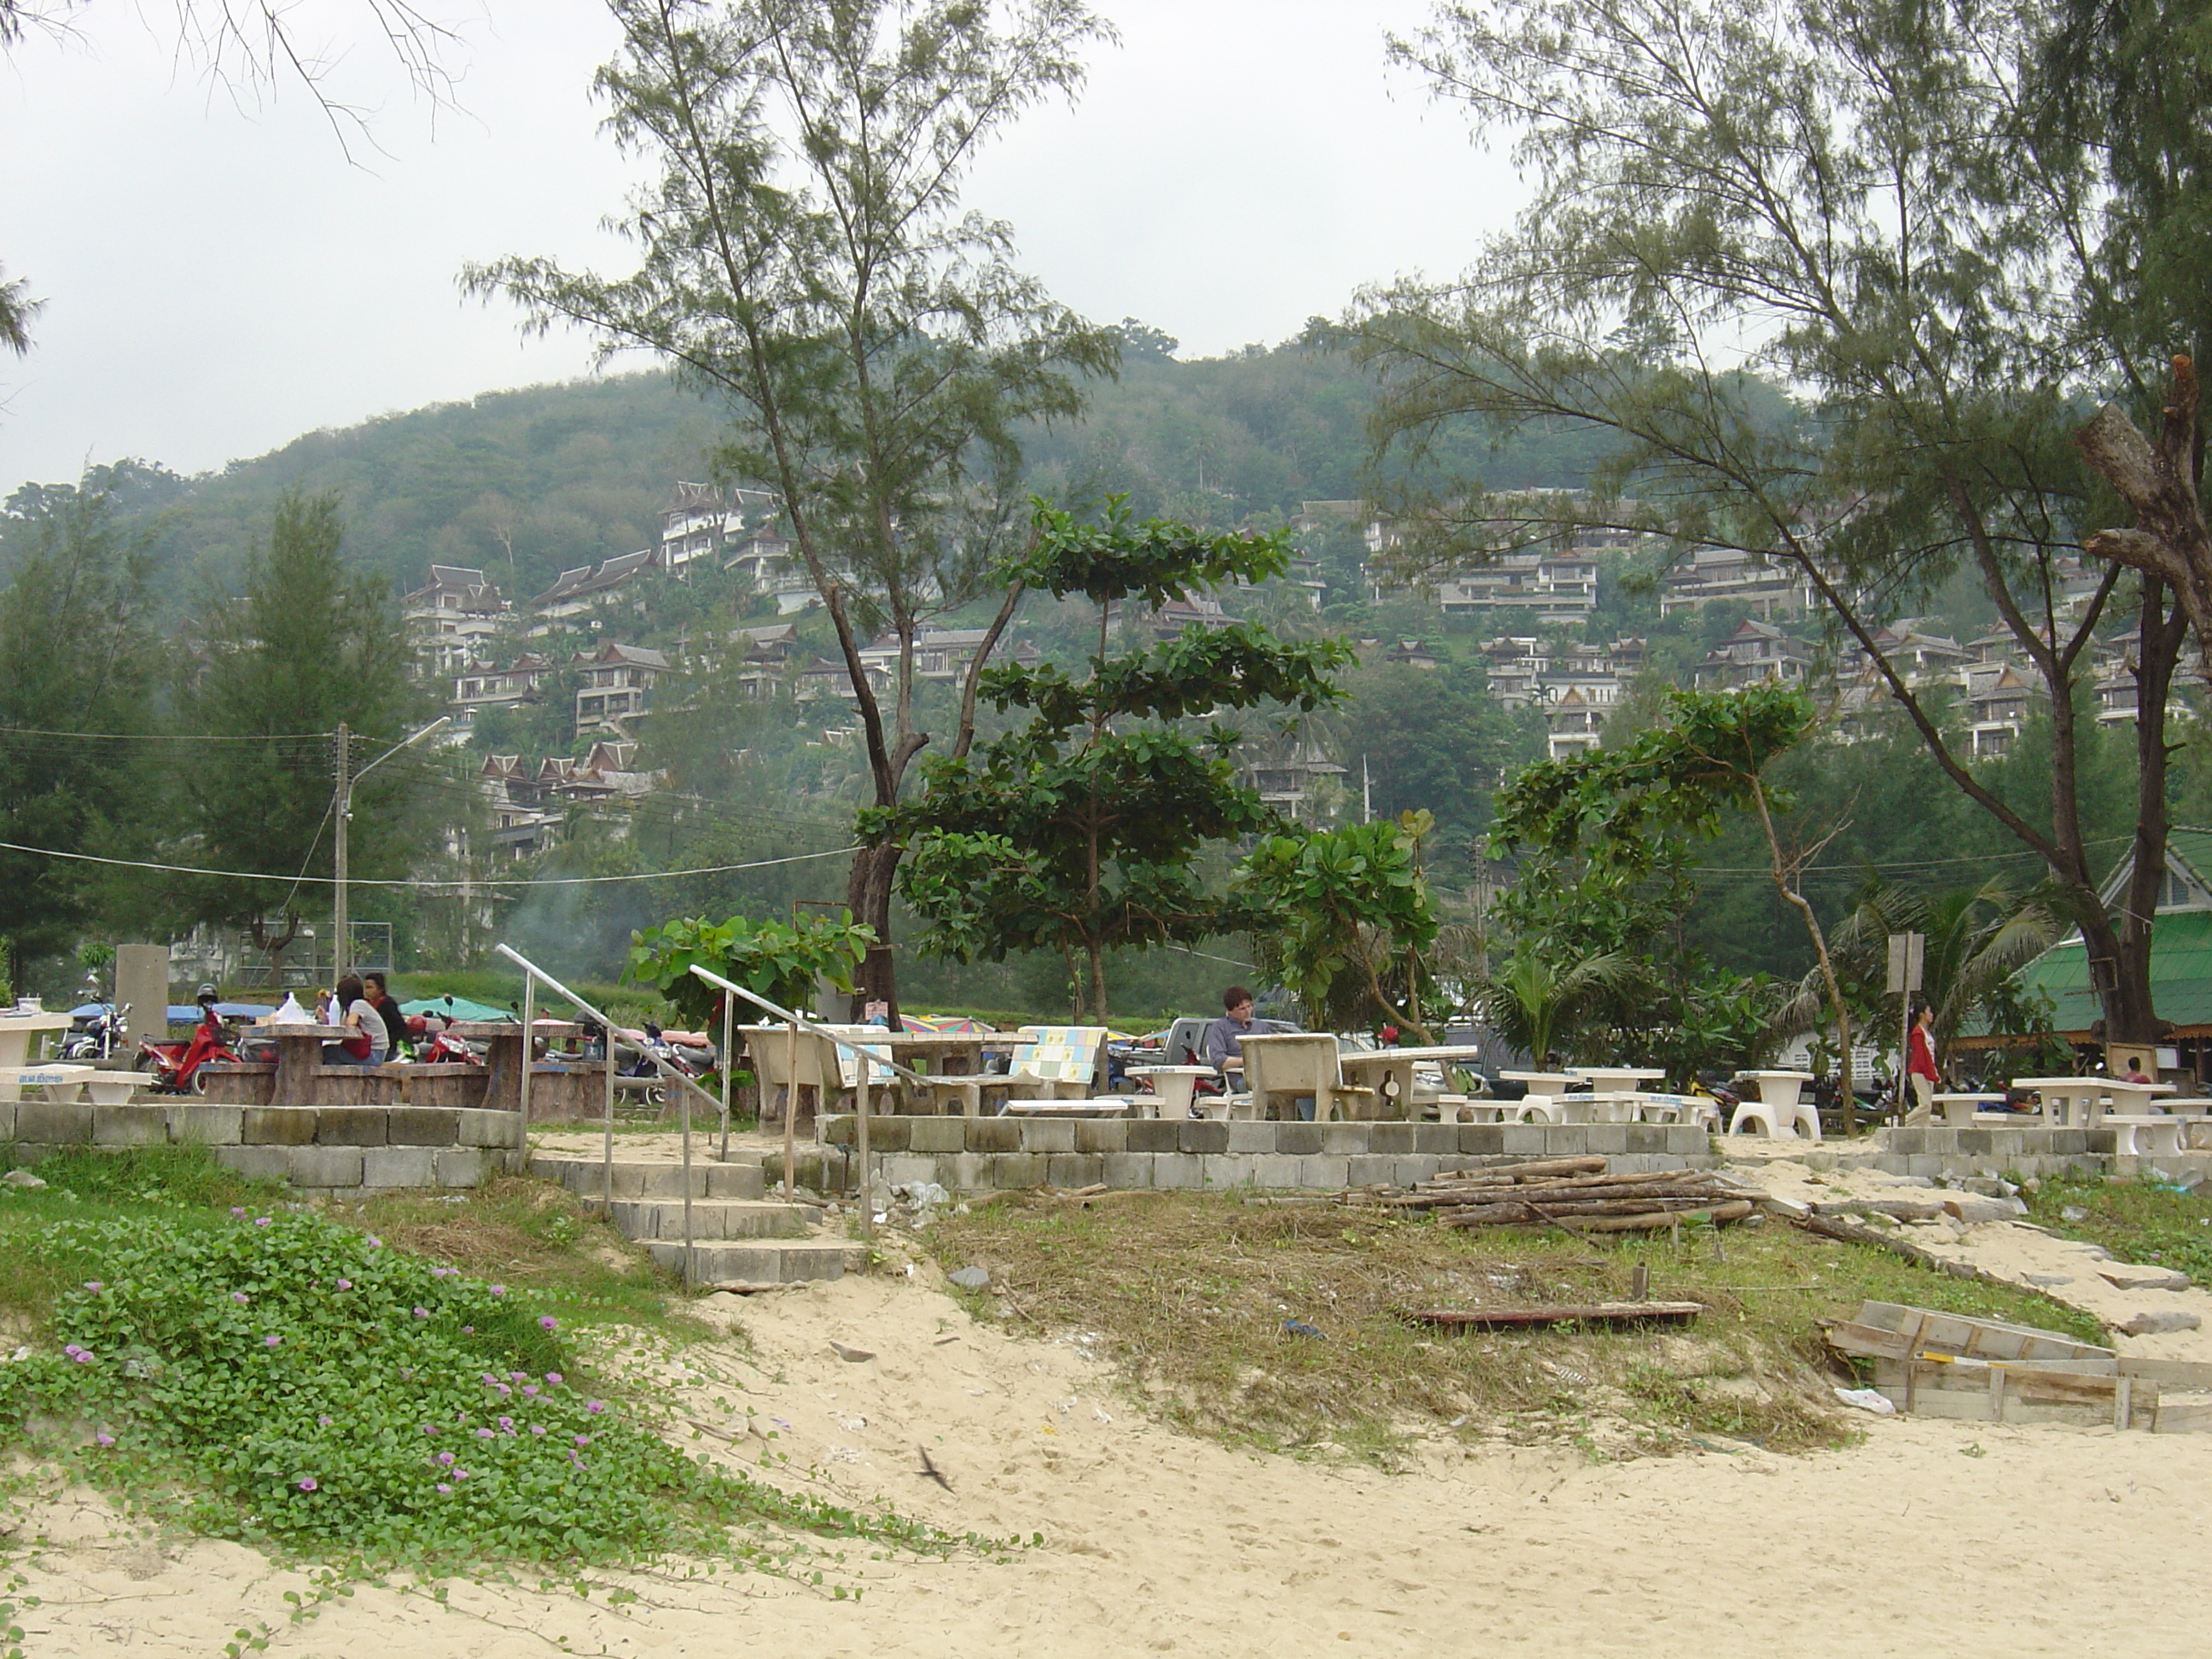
[455, 1469, 470, 1481]
[335, 1279, 352, 1291]
[230, 1206, 245, 1216]
[70, 1348, 93, 1365]
[436, 1451, 456, 1467]
[508, 1371, 525, 1383]
[264, 1335, 282, 1348]
[83, 1281, 102, 1292]
[495, 1384, 511, 1399]
[538, 1316, 558, 1331]
[434, 1481, 452, 1494]
[317, 1414, 332, 1427]
[232, 1292, 250, 1305]
[544, 1372, 562, 1387]
[253, 1217, 271, 1227]
[481, 1372, 498, 1386]
[573, 1433, 592, 1447]
[488, 1284, 505, 1296]
[475, 1429, 494, 1440]
[296, 1476, 317, 1493]
[413, 1307, 429, 1319]
[366, 1236, 382, 1249]
[585, 1400, 603, 1414]
[461, 1325, 474, 1335]
[497, 1416, 514, 1432]
[529, 1424, 546, 1437]
[422, 1424, 439, 1436]
[521, 1385, 539, 1399]
[94, 1432, 114, 1447]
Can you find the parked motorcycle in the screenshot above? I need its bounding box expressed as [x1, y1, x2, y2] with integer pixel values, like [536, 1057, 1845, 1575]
[62, 1000, 128, 1062]
[137, 998, 242, 1094]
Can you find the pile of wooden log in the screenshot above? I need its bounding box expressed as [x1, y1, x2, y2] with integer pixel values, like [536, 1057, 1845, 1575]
[1360, 1156, 1754, 1234]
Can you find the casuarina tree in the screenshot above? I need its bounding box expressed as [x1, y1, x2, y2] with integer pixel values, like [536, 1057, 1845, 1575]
[466, 0, 1117, 1022]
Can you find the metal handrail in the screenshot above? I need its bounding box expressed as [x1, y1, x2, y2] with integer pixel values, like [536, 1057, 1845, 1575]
[496, 942, 729, 1289]
[687, 964, 918, 1234]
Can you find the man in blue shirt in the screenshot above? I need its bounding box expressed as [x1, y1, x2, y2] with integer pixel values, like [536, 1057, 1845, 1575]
[1202, 985, 1260, 1074]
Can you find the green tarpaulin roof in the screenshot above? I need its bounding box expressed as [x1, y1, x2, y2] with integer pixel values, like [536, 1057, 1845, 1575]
[401, 996, 515, 1023]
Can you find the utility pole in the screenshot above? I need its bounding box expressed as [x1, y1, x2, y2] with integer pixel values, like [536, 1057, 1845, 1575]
[334, 715, 450, 988]
[333, 723, 351, 985]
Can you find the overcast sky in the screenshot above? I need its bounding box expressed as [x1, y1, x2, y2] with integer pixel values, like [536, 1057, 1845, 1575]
[0, 1, 1520, 498]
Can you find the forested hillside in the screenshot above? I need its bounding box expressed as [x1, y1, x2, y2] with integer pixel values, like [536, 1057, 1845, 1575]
[0, 328, 1604, 602]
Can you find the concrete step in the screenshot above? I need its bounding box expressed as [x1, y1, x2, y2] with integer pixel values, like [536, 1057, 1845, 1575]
[529, 1153, 765, 1202]
[605, 1197, 819, 1241]
[646, 1237, 863, 1287]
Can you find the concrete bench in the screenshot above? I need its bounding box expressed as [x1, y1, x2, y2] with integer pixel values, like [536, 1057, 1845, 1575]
[0, 1064, 94, 1103]
[2104, 1115, 2200, 1158]
[1004, 1097, 1133, 1119]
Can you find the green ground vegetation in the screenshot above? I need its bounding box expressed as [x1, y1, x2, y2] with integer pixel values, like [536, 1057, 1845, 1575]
[923, 1191, 2104, 1464]
[2021, 1170, 2212, 1287]
[0, 1144, 953, 1575]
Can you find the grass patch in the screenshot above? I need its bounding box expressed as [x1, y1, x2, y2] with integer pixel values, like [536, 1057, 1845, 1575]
[0, 1144, 961, 1572]
[2023, 1169, 2212, 1284]
[924, 1191, 2104, 1463]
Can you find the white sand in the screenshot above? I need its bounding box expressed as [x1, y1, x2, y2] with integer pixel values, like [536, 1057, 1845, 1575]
[15, 1260, 2212, 1656]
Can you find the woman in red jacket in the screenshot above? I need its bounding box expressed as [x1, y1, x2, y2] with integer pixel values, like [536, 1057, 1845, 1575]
[1906, 1003, 1939, 1122]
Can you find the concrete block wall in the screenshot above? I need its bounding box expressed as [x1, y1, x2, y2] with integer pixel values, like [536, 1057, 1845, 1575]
[815, 1115, 1715, 1194]
[1, 1100, 522, 1196]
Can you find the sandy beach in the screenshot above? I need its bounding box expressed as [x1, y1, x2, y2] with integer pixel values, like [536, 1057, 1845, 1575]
[14, 1249, 2212, 1658]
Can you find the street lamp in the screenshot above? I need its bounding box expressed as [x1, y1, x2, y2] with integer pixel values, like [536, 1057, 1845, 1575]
[334, 716, 450, 984]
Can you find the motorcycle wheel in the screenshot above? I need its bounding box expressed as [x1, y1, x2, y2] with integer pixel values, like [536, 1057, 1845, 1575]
[133, 1051, 156, 1072]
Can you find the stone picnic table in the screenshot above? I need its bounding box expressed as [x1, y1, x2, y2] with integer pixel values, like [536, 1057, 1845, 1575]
[1125, 1063, 1215, 1120]
[443, 1019, 582, 1114]
[1336, 1045, 1491, 1119]
[0, 1009, 75, 1099]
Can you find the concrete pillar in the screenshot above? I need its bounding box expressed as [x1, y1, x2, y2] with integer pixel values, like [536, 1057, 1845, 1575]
[114, 944, 170, 1053]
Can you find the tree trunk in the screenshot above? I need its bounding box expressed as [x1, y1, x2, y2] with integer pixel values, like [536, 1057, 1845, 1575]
[2076, 356, 2212, 678]
[844, 843, 902, 1028]
[2075, 901, 2161, 1045]
[1750, 782, 1854, 1131]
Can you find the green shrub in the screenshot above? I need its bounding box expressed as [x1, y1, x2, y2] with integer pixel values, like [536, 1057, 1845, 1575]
[0, 1208, 930, 1567]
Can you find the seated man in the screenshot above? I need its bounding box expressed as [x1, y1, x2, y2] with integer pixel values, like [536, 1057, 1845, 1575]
[1202, 985, 1260, 1076]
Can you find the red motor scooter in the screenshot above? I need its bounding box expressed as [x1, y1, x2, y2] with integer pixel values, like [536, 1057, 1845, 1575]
[136, 992, 242, 1094]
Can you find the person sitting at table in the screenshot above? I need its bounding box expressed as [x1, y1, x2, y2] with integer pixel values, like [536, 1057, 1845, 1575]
[361, 971, 412, 1061]
[1202, 985, 1260, 1075]
[322, 975, 389, 1068]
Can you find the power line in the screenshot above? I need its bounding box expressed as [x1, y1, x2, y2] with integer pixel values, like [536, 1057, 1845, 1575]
[0, 725, 341, 743]
[0, 838, 859, 888]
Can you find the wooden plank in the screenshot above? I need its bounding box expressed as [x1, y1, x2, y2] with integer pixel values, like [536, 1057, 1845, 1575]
[2119, 1358, 2212, 1390]
[2152, 1397, 2212, 1435]
[1399, 1301, 1703, 1329]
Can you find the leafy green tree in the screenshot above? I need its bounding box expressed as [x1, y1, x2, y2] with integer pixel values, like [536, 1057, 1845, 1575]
[624, 910, 873, 1027]
[1235, 813, 1441, 1039]
[1493, 685, 1856, 1110]
[870, 504, 1353, 1021]
[467, 0, 1117, 1022]
[160, 492, 424, 974]
[0, 480, 157, 983]
[1356, 0, 2191, 1043]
